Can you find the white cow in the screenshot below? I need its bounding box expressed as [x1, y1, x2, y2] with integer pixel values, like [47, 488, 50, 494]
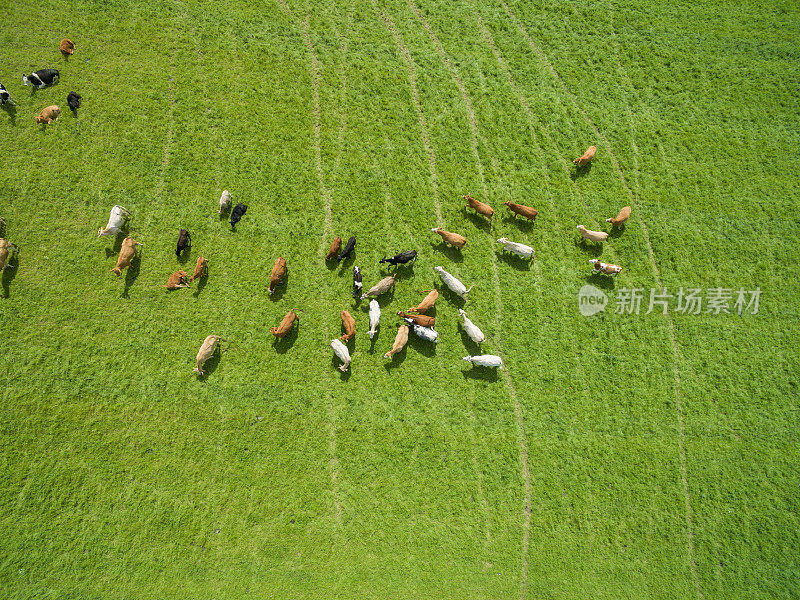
[496, 237, 534, 259]
[463, 355, 503, 369]
[98, 205, 131, 237]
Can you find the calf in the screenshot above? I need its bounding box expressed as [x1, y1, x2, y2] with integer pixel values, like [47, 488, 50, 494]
[218, 190, 231, 216]
[576, 225, 608, 243]
[23, 69, 60, 88]
[352, 266, 363, 299]
[111, 236, 142, 276]
[496, 237, 534, 259]
[269, 257, 287, 295]
[325, 236, 341, 261]
[606, 206, 632, 229]
[368, 299, 381, 339]
[458, 309, 485, 344]
[397, 311, 435, 328]
[434, 266, 474, 299]
[504, 201, 538, 221]
[431, 227, 467, 249]
[404, 318, 439, 343]
[384, 325, 409, 359]
[0, 239, 18, 271]
[60, 39, 75, 55]
[337, 236, 356, 262]
[193, 335, 226, 375]
[463, 355, 503, 369]
[164, 270, 190, 289]
[271, 309, 298, 338]
[574, 145, 597, 167]
[34, 105, 60, 124]
[66, 91, 81, 113]
[589, 259, 622, 276]
[464, 193, 494, 221]
[407, 289, 438, 314]
[175, 229, 191, 256]
[340, 310, 356, 342]
[0, 83, 14, 106]
[98, 205, 131, 237]
[331, 338, 351, 372]
[189, 255, 208, 282]
[379, 250, 417, 266]
[361, 275, 395, 300]
[230, 202, 247, 229]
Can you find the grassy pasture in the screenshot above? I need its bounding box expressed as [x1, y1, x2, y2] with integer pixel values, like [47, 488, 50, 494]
[0, 0, 798, 598]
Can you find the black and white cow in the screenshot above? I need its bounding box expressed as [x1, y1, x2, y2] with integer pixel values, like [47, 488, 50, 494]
[23, 69, 60, 89]
[0, 83, 14, 105]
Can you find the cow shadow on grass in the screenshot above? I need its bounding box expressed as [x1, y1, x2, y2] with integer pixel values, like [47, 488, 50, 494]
[177, 246, 191, 265]
[330, 351, 352, 381]
[497, 251, 532, 271]
[575, 238, 604, 258]
[464, 210, 492, 233]
[608, 226, 625, 239]
[382, 263, 415, 282]
[105, 232, 126, 258]
[459, 328, 483, 357]
[585, 272, 616, 291]
[0, 219, 6, 237]
[431, 241, 463, 264]
[503, 215, 535, 234]
[192, 272, 208, 297]
[462, 365, 499, 383]
[437, 285, 467, 309]
[1, 102, 17, 126]
[2, 253, 19, 298]
[407, 332, 436, 358]
[122, 253, 142, 298]
[272, 325, 298, 354]
[571, 162, 592, 181]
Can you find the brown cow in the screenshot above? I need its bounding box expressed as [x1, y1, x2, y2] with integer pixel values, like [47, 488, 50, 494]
[164, 270, 190, 290]
[193, 335, 226, 375]
[111, 236, 142, 276]
[504, 201, 538, 221]
[408, 289, 438, 314]
[340, 310, 356, 342]
[576, 225, 609, 243]
[0, 239, 18, 271]
[606, 206, 631, 229]
[60, 39, 75, 55]
[189, 255, 208, 282]
[431, 227, 467, 249]
[384, 325, 409, 359]
[269, 257, 287, 295]
[397, 311, 435, 328]
[271, 309, 299, 338]
[325, 236, 341, 261]
[34, 105, 60, 124]
[464, 193, 494, 221]
[574, 145, 597, 167]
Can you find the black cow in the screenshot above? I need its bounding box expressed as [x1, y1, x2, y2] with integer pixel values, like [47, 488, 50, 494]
[67, 91, 81, 113]
[176, 229, 191, 256]
[337, 236, 355, 262]
[230, 203, 247, 229]
[379, 250, 417, 267]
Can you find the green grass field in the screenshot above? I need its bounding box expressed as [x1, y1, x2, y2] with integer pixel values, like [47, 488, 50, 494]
[1, 0, 798, 597]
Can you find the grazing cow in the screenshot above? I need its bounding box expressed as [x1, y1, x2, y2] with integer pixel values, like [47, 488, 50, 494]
[60, 39, 75, 55]
[464, 193, 494, 221]
[404, 318, 439, 343]
[361, 275, 395, 300]
[352, 265, 363, 300]
[66, 91, 81, 113]
[34, 105, 60, 124]
[337, 236, 356, 262]
[576, 225, 609, 243]
[193, 335, 226, 375]
[230, 202, 247, 228]
[397, 311, 435, 328]
[270, 309, 298, 338]
[0, 239, 18, 271]
[384, 325, 409, 359]
[368, 300, 381, 339]
[589, 259, 622, 276]
[496, 237, 535, 260]
[269, 257, 287, 295]
[0, 83, 14, 105]
[164, 270, 190, 289]
[111, 236, 142, 276]
[218, 190, 231, 216]
[606, 206, 632, 229]
[504, 201, 538, 221]
[340, 310, 356, 342]
[23, 69, 60, 88]
[331, 338, 351, 372]
[379, 250, 417, 266]
[175, 229, 191, 256]
[431, 227, 467, 249]
[458, 309, 485, 344]
[407, 289, 438, 314]
[463, 355, 503, 369]
[98, 205, 131, 237]
[574, 145, 597, 167]
[434, 266, 474, 299]
[325, 236, 341, 261]
[189, 255, 208, 282]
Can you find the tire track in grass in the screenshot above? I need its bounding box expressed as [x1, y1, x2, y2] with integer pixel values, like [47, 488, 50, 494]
[402, 1, 533, 594]
[372, 5, 492, 555]
[502, 2, 701, 595]
[301, 13, 343, 525]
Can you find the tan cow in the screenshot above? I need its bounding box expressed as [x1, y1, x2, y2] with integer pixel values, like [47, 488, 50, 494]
[111, 236, 142, 276]
[384, 325, 409, 359]
[271, 309, 299, 338]
[193, 335, 226, 375]
[35, 105, 60, 124]
[464, 193, 494, 221]
[164, 270, 190, 290]
[574, 145, 597, 167]
[407, 289, 438, 314]
[431, 227, 467, 249]
[504, 201, 538, 221]
[189, 255, 208, 282]
[606, 206, 631, 229]
[269, 257, 287, 295]
[576, 225, 609, 243]
[60, 39, 75, 55]
[0, 239, 18, 271]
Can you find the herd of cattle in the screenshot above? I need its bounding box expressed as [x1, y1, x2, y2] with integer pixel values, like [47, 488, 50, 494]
[0, 42, 633, 377]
